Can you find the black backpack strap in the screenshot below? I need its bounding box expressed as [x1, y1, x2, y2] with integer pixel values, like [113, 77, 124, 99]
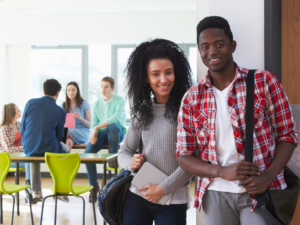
[245, 70, 255, 162]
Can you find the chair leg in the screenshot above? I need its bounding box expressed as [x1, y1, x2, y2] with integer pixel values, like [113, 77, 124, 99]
[90, 190, 97, 225]
[9, 194, 15, 225]
[54, 196, 57, 225]
[25, 190, 34, 225]
[39, 195, 53, 225]
[0, 193, 3, 224]
[76, 195, 85, 225]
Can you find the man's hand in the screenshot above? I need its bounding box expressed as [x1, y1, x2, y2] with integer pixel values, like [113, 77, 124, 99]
[240, 172, 273, 195]
[220, 162, 260, 181]
[130, 153, 145, 172]
[89, 128, 98, 145]
[139, 184, 165, 203]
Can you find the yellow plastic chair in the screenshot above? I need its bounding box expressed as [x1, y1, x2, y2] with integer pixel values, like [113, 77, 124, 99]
[40, 152, 97, 225]
[0, 152, 34, 225]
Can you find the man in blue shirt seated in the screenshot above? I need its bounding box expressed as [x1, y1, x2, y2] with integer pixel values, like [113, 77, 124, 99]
[20, 79, 69, 203]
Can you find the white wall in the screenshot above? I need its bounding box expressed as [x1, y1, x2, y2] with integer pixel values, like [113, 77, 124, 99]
[0, 11, 196, 106]
[197, 0, 264, 82]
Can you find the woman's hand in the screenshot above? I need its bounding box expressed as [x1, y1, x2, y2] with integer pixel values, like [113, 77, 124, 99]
[130, 153, 145, 172]
[73, 112, 82, 120]
[139, 184, 165, 203]
[89, 128, 98, 145]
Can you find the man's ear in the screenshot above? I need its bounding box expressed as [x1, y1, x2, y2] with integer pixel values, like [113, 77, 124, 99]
[112, 87, 115, 92]
[55, 91, 60, 97]
[231, 40, 237, 53]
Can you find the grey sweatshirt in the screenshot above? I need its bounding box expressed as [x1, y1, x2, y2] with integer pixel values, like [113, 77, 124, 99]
[118, 103, 192, 196]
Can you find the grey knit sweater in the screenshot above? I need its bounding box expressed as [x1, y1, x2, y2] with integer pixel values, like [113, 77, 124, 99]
[118, 103, 192, 197]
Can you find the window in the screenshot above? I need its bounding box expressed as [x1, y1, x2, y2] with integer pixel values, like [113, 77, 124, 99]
[30, 46, 87, 106]
[89, 44, 111, 105]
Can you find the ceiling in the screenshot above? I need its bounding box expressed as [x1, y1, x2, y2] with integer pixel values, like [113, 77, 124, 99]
[0, 0, 196, 15]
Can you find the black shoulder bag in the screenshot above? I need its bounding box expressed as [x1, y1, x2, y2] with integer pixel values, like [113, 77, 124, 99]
[245, 70, 300, 225]
[98, 135, 143, 225]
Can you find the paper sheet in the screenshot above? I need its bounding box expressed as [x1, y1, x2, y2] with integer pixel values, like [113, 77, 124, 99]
[64, 113, 75, 128]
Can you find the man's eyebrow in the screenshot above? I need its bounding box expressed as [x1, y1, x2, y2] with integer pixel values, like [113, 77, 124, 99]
[200, 39, 225, 46]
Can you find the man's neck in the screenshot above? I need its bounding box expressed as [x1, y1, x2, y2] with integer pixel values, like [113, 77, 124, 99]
[103, 93, 113, 102]
[209, 61, 236, 91]
[45, 95, 57, 101]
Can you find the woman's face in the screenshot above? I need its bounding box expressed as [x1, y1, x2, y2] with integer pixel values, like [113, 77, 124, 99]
[146, 58, 175, 104]
[67, 84, 78, 100]
[13, 105, 21, 121]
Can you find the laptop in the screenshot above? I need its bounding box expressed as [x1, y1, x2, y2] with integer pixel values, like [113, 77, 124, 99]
[131, 162, 172, 205]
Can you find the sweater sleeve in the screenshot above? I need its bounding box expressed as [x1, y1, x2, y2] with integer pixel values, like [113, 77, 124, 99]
[118, 120, 141, 171]
[105, 97, 126, 125]
[0, 127, 23, 153]
[90, 102, 100, 131]
[159, 165, 193, 195]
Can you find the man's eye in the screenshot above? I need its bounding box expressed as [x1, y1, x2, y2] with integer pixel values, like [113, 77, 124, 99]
[217, 43, 224, 47]
[202, 46, 209, 50]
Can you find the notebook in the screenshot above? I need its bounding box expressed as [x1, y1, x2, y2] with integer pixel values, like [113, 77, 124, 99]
[131, 162, 172, 205]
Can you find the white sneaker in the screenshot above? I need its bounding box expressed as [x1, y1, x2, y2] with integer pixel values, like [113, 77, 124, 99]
[32, 192, 43, 203]
[57, 195, 69, 203]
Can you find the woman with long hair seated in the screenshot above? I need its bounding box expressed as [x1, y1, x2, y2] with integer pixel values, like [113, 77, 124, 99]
[62, 81, 91, 151]
[0, 103, 32, 202]
[118, 39, 193, 225]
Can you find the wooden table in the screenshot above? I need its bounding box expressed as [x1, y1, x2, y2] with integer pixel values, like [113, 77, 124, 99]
[1, 152, 118, 225]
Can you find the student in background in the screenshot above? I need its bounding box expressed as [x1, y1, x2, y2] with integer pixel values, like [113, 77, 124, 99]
[85, 76, 126, 203]
[62, 82, 91, 151]
[20, 79, 69, 203]
[0, 103, 31, 202]
[118, 39, 193, 225]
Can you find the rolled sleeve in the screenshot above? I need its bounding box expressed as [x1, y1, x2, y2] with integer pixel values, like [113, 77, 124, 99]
[266, 72, 298, 146]
[176, 92, 198, 158]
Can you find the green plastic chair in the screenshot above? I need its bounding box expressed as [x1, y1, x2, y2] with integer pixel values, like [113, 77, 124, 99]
[40, 152, 97, 225]
[0, 152, 34, 225]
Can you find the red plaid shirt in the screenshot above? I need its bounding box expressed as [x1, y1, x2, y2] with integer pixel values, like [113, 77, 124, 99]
[176, 65, 298, 211]
[0, 122, 23, 153]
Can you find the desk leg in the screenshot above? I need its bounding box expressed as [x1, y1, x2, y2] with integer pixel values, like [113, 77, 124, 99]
[15, 162, 20, 216]
[103, 162, 107, 225]
[114, 158, 117, 175]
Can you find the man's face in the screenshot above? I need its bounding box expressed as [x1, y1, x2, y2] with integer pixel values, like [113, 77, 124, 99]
[198, 28, 236, 73]
[100, 81, 114, 97]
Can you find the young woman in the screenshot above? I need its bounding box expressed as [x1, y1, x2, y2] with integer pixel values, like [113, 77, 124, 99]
[62, 82, 91, 150]
[0, 103, 31, 199]
[118, 39, 193, 225]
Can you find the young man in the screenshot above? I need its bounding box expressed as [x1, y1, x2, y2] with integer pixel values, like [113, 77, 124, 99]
[176, 16, 298, 224]
[85, 76, 126, 202]
[20, 79, 69, 203]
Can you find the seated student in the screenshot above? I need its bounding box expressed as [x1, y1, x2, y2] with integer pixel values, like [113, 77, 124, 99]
[0, 103, 31, 202]
[85, 76, 126, 202]
[62, 81, 91, 151]
[20, 79, 69, 203]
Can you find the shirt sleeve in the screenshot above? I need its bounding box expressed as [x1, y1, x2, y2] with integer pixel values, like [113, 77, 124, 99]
[82, 100, 91, 112]
[0, 127, 23, 153]
[90, 102, 100, 131]
[20, 100, 30, 137]
[105, 97, 126, 125]
[57, 110, 66, 141]
[265, 72, 298, 146]
[176, 91, 198, 158]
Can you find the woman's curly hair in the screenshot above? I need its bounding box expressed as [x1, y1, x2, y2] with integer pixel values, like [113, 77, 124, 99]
[125, 39, 194, 129]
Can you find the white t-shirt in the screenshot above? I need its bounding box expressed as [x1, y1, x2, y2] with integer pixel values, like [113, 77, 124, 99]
[207, 82, 246, 193]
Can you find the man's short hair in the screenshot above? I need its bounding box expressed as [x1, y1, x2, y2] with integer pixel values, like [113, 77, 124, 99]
[101, 76, 115, 88]
[43, 79, 62, 96]
[197, 16, 233, 46]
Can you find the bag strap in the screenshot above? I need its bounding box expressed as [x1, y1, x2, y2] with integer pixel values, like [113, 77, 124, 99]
[245, 70, 255, 162]
[133, 130, 143, 173]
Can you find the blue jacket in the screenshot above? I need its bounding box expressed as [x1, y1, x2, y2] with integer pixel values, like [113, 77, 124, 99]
[20, 96, 66, 156]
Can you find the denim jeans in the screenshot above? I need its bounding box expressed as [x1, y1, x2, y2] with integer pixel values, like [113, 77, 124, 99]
[10, 162, 30, 180]
[85, 124, 124, 188]
[122, 191, 187, 225]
